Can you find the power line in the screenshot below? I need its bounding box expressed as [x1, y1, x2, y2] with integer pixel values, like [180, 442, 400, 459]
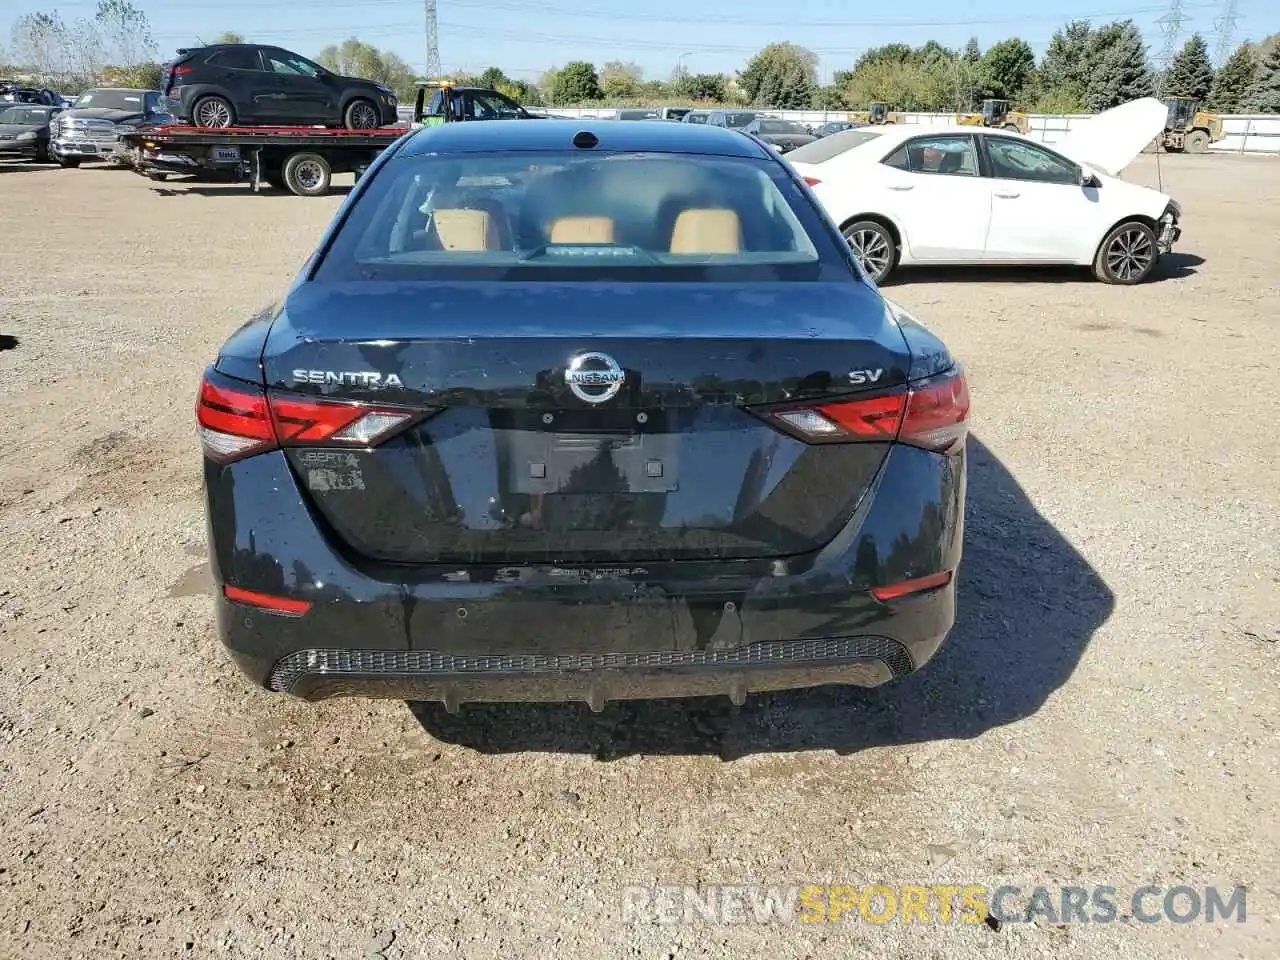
[1153, 0, 1188, 96]
[1211, 0, 1240, 66]
[38, 0, 1220, 29]
[423, 0, 440, 78]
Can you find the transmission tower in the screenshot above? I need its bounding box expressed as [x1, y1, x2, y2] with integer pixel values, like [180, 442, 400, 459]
[1212, 0, 1240, 67]
[1153, 0, 1188, 96]
[424, 0, 441, 79]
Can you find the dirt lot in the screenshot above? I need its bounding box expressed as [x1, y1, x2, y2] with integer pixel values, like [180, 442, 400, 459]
[1, 154, 1277, 959]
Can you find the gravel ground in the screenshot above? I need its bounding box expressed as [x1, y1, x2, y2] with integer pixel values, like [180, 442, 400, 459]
[0, 154, 1276, 960]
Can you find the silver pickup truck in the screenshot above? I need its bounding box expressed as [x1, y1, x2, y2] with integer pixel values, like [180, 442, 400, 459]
[49, 87, 166, 167]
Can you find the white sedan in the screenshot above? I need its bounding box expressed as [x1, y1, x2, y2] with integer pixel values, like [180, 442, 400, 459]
[786, 98, 1182, 285]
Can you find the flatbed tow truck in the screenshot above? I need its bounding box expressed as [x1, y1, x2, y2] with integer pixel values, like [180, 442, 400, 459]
[117, 80, 465, 196]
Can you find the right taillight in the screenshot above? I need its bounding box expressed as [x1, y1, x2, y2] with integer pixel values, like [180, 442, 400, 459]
[751, 369, 969, 452]
[803, 176, 821, 186]
[195, 371, 426, 463]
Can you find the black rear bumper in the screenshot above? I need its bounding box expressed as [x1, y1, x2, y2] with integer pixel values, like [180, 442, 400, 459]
[208, 441, 965, 708]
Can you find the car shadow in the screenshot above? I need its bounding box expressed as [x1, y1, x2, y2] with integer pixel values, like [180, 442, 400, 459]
[0, 335, 17, 351]
[408, 436, 1114, 759]
[890, 252, 1202, 285]
[149, 183, 352, 198]
[0, 160, 59, 172]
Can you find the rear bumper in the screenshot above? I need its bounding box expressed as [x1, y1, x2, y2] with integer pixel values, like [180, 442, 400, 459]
[207, 442, 965, 707]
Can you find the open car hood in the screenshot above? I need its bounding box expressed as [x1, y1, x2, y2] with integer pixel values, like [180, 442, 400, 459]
[1054, 97, 1168, 177]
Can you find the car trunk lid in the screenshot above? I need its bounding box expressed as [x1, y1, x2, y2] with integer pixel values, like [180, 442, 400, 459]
[260, 280, 912, 565]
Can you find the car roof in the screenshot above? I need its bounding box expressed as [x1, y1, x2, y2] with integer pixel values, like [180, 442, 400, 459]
[397, 118, 776, 160]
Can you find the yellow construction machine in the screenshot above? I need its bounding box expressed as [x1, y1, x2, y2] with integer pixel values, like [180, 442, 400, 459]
[955, 99, 1030, 134]
[851, 101, 903, 125]
[1158, 96, 1223, 153]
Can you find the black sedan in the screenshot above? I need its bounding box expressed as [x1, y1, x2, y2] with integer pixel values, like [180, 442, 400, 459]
[196, 120, 969, 710]
[0, 104, 59, 161]
[814, 120, 865, 138]
[742, 117, 817, 153]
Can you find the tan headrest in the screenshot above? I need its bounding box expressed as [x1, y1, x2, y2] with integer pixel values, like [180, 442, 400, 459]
[433, 208, 500, 252]
[548, 216, 615, 244]
[670, 208, 742, 254]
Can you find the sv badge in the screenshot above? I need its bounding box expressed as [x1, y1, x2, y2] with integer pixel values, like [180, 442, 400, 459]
[847, 368, 885, 385]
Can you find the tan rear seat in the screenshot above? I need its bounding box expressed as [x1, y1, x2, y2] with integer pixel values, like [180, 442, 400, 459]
[670, 208, 742, 254]
[433, 208, 501, 252]
[548, 216, 615, 244]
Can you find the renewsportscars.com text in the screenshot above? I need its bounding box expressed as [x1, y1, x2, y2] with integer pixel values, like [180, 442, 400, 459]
[620, 884, 1248, 926]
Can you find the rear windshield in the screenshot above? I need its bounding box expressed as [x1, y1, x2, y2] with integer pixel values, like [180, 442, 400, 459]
[787, 129, 884, 164]
[758, 120, 806, 135]
[314, 150, 853, 283]
[74, 89, 145, 111]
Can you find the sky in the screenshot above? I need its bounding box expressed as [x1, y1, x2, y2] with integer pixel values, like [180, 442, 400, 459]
[4, 0, 1277, 84]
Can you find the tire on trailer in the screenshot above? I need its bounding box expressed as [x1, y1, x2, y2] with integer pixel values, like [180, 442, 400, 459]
[192, 95, 236, 128]
[1092, 220, 1158, 285]
[282, 152, 332, 196]
[343, 98, 380, 130]
[1184, 129, 1210, 154]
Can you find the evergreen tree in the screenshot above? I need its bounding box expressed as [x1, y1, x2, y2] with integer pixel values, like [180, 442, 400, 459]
[1245, 42, 1280, 113]
[1164, 34, 1214, 100]
[740, 43, 818, 108]
[1208, 43, 1258, 112]
[1040, 21, 1096, 106]
[1087, 20, 1153, 110]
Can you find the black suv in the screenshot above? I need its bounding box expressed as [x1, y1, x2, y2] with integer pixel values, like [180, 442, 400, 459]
[161, 44, 399, 129]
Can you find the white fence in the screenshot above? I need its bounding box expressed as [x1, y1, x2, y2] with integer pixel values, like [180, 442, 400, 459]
[490, 107, 1279, 155]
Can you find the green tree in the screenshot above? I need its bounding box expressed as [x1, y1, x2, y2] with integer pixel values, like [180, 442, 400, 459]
[739, 42, 817, 108]
[1245, 41, 1280, 112]
[315, 38, 416, 99]
[551, 61, 601, 103]
[599, 60, 643, 98]
[980, 37, 1035, 102]
[963, 37, 981, 63]
[1040, 20, 1096, 107]
[477, 66, 508, 89]
[853, 43, 913, 71]
[1207, 43, 1257, 112]
[670, 71, 725, 102]
[1164, 34, 1214, 100]
[212, 31, 245, 44]
[843, 58, 942, 110]
[1087, 20, 1153, 110]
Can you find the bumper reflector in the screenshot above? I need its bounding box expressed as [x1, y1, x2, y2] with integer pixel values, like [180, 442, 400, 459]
[871, 570, 953, 603]
[224, 585, 311, 616]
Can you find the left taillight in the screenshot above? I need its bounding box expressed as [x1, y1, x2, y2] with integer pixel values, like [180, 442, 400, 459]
[195, 371, 424, 463]
[748, 369, 970, 452]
